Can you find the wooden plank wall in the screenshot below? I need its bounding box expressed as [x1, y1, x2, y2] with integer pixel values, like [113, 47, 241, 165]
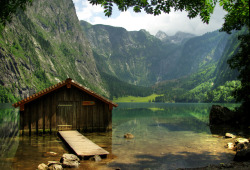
[20, 85, 113, 135]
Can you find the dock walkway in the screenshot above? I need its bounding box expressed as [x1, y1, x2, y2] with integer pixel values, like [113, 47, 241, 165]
[58, 130, 109, 157]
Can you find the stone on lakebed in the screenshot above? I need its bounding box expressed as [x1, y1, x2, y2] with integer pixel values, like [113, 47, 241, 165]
[225, 133, 236, 138]
[60, 153, 80, 168]
[124, 133, 134, 139]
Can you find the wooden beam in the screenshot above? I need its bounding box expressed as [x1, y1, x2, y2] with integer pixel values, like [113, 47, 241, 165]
[20, 104, 24, 111]
[109, 104, 113, 111]
[82, 101, 95, 106]
[67, 83, 71, 88]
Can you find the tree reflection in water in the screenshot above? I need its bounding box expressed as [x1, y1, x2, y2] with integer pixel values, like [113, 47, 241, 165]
[0, 104, 19, 169]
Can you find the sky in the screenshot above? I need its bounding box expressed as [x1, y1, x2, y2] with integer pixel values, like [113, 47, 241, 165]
[72, 0, 227, 36]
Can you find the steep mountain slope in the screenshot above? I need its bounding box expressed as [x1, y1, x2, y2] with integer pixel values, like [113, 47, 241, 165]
[213, 29, 248, 86]
[153, 30, 241, 103]
[81, 20, 178, 86]
[81, 21, 231, 85]
[0, 0, 106, 102]
[165, 31, 230, 80]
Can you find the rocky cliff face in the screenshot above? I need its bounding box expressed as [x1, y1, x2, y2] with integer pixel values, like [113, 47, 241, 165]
[81, 21, 175, 86]
[0, 0, 106, 102]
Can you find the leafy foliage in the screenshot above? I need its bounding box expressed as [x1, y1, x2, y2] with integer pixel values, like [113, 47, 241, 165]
[220, 0, 249, 34]
[228, 33, 250, 111]
[219, 0, 249, 113]
[89, 0, 216, 24]
[0, 0, 33, 26]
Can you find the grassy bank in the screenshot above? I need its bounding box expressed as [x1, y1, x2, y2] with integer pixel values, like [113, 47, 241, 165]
[113, 94, 163, 103]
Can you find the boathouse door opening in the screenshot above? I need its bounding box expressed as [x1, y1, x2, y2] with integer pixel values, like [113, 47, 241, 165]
[57, 101, 76, 129]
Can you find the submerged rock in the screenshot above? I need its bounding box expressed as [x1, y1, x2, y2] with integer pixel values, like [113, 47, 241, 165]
[43, 151, 58, 157]
[124, 133, 134, 139]
[225, 133, 236, 138]
[226, 142, 235, 150]
[47, 161, 61, 166]
[235, 138, 249, 144]
[38, 163, 48, 170]
[234, 139, 250, 161]
[89, 155, 102, 162]
[60, 153, 80, 168]
[234, 148, 250, 161]
[48, 164, 63, 170]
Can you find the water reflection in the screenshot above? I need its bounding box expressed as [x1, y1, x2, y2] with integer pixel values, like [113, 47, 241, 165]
[0, 104, 19, 169]
[109, 103, 236, 169]
[0, 103, 239, 169]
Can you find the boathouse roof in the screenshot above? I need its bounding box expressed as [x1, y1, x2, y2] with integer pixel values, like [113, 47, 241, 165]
[13, 78, 118, 108]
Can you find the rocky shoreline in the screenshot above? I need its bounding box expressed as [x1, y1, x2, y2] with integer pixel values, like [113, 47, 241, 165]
[189, 105, 250, 170]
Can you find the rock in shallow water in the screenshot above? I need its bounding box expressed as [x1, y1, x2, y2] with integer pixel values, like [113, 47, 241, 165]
[234, 148, 250, 161]
[38, 163, 48, 170]
[227, 142, 235, 150]
[234, 140, 250, 161]
[60, 153, 80, 168]
[124, 133, 134, 139]
[225, 133, 236, 138]
[48, 164, 63, 170]
[89, 155, 102, 162]
[235, 138, 249, 144]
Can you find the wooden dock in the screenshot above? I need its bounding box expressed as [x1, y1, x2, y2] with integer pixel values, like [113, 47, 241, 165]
[58, 130, 109, 157]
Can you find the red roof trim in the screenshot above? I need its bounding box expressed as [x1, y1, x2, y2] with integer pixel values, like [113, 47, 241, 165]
[12, 78, 118, 108]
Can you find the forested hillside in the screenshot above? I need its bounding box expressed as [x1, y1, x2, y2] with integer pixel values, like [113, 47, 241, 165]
[153, 29, 244, 103]
[0, 0, 107, 103]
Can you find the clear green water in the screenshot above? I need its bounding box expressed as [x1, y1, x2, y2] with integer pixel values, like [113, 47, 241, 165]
[0, 103, 240, 169]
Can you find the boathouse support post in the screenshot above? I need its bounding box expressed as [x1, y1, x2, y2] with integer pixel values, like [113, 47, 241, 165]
[28, 108, 31, 136]
[43, 101, 45, 134]
[49, 96, 52, 134]
[20, 111, 24, 136]
[35, 105, 38, 135]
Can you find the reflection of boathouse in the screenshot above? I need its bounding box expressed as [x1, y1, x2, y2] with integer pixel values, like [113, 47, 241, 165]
[13, 78, 118, 135]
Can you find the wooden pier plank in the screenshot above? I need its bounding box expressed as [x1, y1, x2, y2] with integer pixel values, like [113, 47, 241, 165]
[58, 130, 109, 157]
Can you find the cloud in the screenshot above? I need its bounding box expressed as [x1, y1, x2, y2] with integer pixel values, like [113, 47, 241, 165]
[74, 1, 226, 36]
[73, 0, 104, 22]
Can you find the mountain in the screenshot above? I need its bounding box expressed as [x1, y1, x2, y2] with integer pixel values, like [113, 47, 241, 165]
[155, 31, 196, 44]
[213, 29, 247, 86]
[80, 21, 232, 84]
[153, 30, 242, 103]
[81, 21, 241, 102]
[0, 0, 107, 102]
[81, 20, 178, 86]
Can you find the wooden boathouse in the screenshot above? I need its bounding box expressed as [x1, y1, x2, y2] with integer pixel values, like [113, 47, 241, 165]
[13, 78, 118, 135]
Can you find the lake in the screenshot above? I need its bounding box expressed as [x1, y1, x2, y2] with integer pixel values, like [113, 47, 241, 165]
[0, 103, 240, 169]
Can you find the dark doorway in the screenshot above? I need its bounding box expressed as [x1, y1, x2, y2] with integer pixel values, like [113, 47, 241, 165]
[56, 101, 74, 126]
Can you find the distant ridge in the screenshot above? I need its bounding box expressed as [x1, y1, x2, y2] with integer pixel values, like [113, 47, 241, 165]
[155, 31, 196, 44]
